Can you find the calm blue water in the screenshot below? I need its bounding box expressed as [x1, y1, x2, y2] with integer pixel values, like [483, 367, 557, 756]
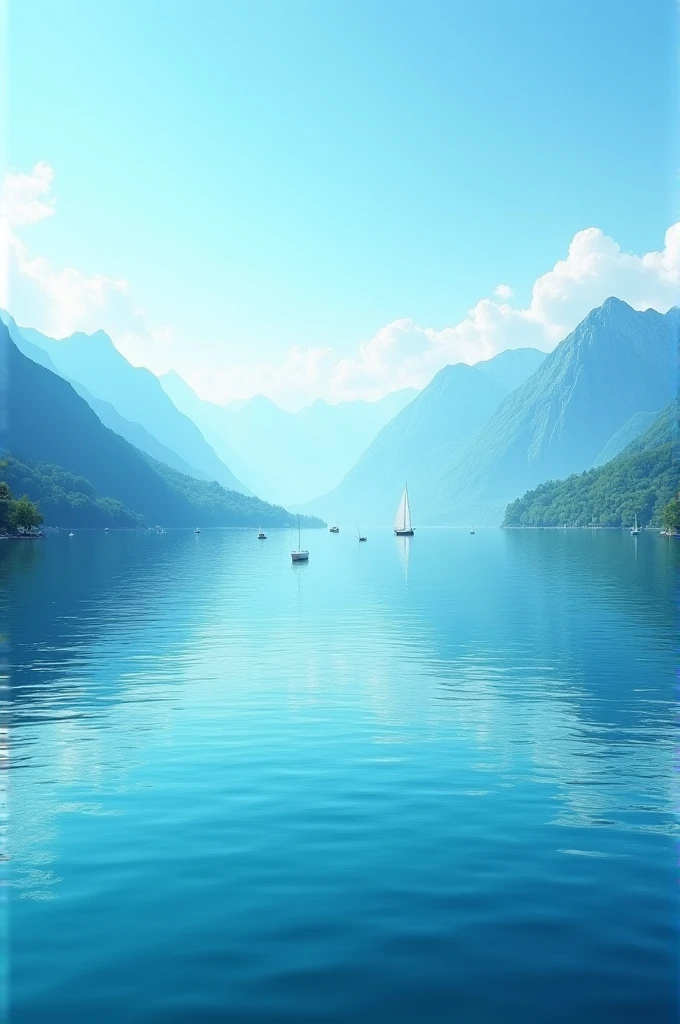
[6, 528, 678, 1023]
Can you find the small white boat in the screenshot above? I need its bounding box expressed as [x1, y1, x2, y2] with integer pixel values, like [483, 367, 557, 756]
[194, 527, 201, 535]
[394, 484, 414, 536]
[631, 514, 641, 536]
[104, 527, 110, 533]
[329, 525, 339, 533]
[68, 532, 74, 538]
[291, 515, 308, 562]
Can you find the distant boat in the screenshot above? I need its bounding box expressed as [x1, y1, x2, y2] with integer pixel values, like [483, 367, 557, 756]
[631, 513, 641, 536]
[357, 523, 367, 542]
[104, 527, 110, 533]
[394, 484, 414, 536]
[257, 528, 267, 539]
[291, 515, 309, 562]
[470, 530, 475, 535]
[194, 527, 201, 535]
[329, 525, 339, 533]
[68, 532, 74, 538]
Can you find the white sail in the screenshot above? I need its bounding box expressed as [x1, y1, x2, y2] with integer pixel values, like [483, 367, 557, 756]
[394, 486, 412, 532]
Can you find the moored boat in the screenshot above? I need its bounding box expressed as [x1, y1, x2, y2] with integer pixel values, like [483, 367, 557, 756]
[394, 484, 414, 536]
[291, 515, 309, 562]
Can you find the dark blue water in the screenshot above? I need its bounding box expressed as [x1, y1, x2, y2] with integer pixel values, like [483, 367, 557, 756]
[6, 528, 678, 1022]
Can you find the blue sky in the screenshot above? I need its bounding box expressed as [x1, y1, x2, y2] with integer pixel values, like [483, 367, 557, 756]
[2, 0, 677, 406]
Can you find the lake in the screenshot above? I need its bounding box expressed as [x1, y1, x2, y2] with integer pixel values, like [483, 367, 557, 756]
[6, 528, 677, 1022]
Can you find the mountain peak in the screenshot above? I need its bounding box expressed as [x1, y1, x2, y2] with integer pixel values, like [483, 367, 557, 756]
[162, 369, 195, 392]
[598, 296, 635, 316]
[242, 394, 282, 413]
[68, 328, 114, 344]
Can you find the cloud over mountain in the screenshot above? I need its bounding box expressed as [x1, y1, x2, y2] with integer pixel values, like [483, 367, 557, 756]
[2, 162, 679, 409]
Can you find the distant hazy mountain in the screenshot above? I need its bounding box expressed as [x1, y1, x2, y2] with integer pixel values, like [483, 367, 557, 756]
[158, 371, 255, 486]
[504, 399, 677, 528]
[475, 347, 546, 392]
[301, 348, 546, 524]
[160, 373, 417, 505]
[421, 299, 678, 525]
[591, 410, 661, 467]
[0, 313, 214, 480]
[0, 324, 322, 528]
[1, 313, 249, 494]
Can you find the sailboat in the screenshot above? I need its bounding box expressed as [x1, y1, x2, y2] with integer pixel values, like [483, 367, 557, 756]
[357, 523, 367, 542]
[194, 527, 201, 534]
[631, 513, 641, 536]
[291, 515, 309, 562]
[394, 484, 414, 536]
[257, 527, 267, 539]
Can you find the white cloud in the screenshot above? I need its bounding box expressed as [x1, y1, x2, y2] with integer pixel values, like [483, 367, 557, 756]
[1, 161, 56, 226]
[2, 162, 679, 409]
[0, 161, 176, 371]
[188, 223, 680, 406]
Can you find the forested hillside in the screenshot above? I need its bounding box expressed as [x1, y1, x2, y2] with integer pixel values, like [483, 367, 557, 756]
[2, 455, 143, 528]
[0, 324, 324, 529]
[503, 402, 677, 528]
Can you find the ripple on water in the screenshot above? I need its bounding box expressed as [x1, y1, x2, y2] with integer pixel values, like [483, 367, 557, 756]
[7, 528, 678, 1023]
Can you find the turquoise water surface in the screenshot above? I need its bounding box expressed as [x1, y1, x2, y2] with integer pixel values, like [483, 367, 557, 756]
[6, 528, 678, 1022]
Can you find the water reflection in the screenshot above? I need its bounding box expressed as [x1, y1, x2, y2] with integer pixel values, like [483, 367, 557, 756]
[7, 528, 678, 1023]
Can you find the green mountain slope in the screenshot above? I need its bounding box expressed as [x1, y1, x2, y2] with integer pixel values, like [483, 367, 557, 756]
[503, 401, 678, 528]
[423, 299, 678, 525]
[2, 454, 143, 528]
[591, 410, 661, 467]
[1, 312, 249, 494]
[1, 313, 219, 481]
[0, 324, 322, 528]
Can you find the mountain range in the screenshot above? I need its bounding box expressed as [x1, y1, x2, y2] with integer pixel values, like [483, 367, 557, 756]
[303, 299, 677, 526]
[503, 399, 677, 528]
[0, 323, 322, 528]
[160, 373, 417, 506]
[300, 347, 546, 524]
[2, 296, 676, 532]
[0, 312, 248, 494]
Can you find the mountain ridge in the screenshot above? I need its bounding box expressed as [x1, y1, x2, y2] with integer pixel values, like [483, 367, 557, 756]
[1, 313, 250, 495]
[300, 347, 547, 524]
[0, 323, 322, 528]
[422, 298, 678, 525]
[503, 399, 678, 528]
[160, 372, 418, 505]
